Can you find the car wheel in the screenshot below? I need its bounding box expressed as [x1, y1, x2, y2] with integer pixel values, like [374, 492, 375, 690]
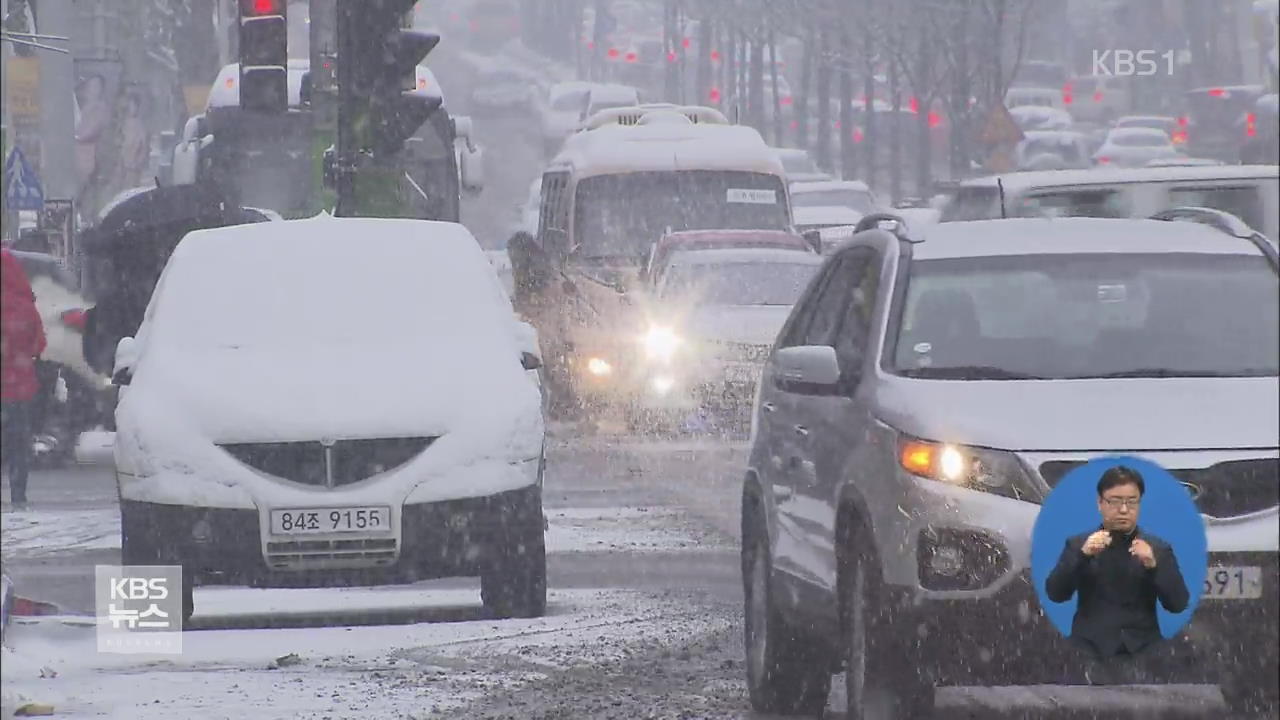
[842, 530, 934, 719]
[481, 490, 547, 619]
[743, 506, 832, 715]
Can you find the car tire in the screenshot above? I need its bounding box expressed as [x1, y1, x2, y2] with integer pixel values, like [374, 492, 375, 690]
[841, 525, 934, 719]
[742, 503, 832, 716]
[481, 489, 547, 619]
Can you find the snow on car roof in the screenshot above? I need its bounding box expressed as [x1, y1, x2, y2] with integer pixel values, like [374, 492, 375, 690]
[1116, 115, 1176, 124]
[1106, 127, 1170, 139]
[911, 218, 1264, 260]
[587, 84, 641, 103]
[790, 180, 871, 193]
[794, 205, 865, 225]
[552, 122, 784, 178]
[549, 80, 594, 100]
[668, 247, 824, 266]
[1010, 105, 1071, 120]
[958, 164, 1280, 192]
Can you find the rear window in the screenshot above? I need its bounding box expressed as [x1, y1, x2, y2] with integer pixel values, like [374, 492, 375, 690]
[1111, 132, 1170, 147]
[552, 92, 587, 111]
[1012, 189, 1131, 219]
[1186, 89, 1264, 130]
[1166, 185, 1266, 232]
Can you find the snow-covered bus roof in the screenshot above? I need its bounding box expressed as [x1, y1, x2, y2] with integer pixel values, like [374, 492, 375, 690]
[206, 60, 444, 110]
[956, 165, 1280, 194]
[549, 116, 784, 179]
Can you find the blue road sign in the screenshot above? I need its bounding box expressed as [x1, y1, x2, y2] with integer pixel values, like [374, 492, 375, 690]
[4, 147, 45, 211]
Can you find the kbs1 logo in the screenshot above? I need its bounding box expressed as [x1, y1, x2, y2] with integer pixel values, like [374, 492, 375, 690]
[1092, 50, 1176, 77]
[95, 565, 184, 654]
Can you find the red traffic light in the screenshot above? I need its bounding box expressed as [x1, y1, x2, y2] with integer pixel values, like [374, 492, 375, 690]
[241, 0, 283, 16]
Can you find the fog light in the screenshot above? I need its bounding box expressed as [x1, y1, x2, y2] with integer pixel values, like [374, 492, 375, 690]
[928, 546, 964, 576]
[917, 528, 1009, 591]
[587, 357, 612, 376]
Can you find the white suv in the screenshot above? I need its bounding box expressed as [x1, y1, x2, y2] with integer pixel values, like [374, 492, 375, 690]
[113, 216, 547, 622]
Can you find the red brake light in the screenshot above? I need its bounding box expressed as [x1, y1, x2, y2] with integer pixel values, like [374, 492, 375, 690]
[607, 48, 620, 60]
[909, 97, 919, 113]
[60, 308, 87, 332]
[781, 96, 793, 106]
[243, 0, 281, 15]
[1208, 87, 1227, 97]
[853, 128, 865, 143]
[1097, 156, 1111, 164]
[1246, 112, 1257, 137]
[927, 112, 941, 128]
[710, 50, 721, 63]
[709, 87, 721, 104]
[682, 37, 691, 49]
[625, 52, 637, 63]
[1064, 94, 1073, 105]
[667, 51, 678, 63]
[1177, 115, 1189, 127]
[1093, 91, 1103, 102]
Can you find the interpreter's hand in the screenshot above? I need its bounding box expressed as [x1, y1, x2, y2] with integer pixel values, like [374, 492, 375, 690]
[1082, 530, 1112, 557]
[1130, 538, 1157, 569]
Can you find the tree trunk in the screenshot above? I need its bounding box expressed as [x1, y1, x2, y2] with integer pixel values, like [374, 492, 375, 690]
[889, 50, 902, 204]
[749, 31, 765, 131]
[769, 31, 784, 145]
[797, 25, 815, 149]
[839, 34, 854, 181]
[815, 28, 833, 172]
[697, 16, 712, 105]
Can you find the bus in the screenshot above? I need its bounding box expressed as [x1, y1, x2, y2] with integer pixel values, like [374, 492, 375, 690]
[524, 105, 792, 420]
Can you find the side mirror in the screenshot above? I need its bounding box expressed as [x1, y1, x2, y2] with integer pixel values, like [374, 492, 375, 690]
[802, 229, 822, 253]
[113, 337, 138, 386]
[521, 351, 543, 370]
[460, 144, 485, 194]
[774, 345, 841, 392]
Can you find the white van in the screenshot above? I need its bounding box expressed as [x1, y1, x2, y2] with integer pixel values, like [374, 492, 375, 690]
[939, 165, 1280, 241]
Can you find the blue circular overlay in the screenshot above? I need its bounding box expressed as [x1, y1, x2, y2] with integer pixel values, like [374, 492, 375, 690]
[1030, 456, 1208, 639]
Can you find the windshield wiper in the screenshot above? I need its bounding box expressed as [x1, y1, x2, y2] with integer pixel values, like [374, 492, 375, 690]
[898, 365, 1047, 380]
[1090, 368, 1278, 379]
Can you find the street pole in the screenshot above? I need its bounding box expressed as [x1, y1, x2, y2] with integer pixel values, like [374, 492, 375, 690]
[309, 0, 337, 213]
[333, 0, 356, 216]
[35, 0, 75, 202]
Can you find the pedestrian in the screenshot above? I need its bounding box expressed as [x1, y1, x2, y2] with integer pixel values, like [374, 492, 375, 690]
[1, 248, 47, 507]
[1044, 465, 1190, 659]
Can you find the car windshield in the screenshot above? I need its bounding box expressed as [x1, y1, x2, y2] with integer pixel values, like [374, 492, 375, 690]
[1117, 118, 1174, 131]
[1110, 132, 1169, 147]
[1020, 137, 1082, 161]
[889, 253, 1278, 379]
[573, 171, 790, 260]
[791, 189, 875, 213]
[661, 260, 819, 305]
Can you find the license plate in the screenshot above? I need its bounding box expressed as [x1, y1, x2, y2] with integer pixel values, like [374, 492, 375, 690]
[1202, 566, 1262, 600]
[269, 507, 392, 535]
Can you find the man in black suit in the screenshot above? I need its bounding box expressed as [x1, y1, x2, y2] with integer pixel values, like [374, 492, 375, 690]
[1045, 465, 1191, 658]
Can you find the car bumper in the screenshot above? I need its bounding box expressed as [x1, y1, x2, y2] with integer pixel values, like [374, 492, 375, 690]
[904, 552, 1279, 687]
[122, 483, 544, 588]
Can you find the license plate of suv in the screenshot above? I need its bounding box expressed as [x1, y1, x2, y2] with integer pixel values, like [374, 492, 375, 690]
[1202, 566, 1262, 599]
[269, 507, 392, 535]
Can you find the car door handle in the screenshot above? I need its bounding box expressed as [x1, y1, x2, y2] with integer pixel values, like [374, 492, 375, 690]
[761, 402, 776, 413]
[794, 425, 809, 437]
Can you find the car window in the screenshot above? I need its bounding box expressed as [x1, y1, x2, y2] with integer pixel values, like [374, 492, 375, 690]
[939, 187, 999, 221]
[1013, 189, 1130, 219]
[1110, 132, 1170, 147]
[799, 256, 857, 347]
[778, 257, 844, 348]
[832, 248, 880, 378]
[1166, 185, 1265, 232]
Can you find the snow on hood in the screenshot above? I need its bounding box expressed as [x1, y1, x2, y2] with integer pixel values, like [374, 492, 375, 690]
[684, 304, 792, 346]
[874, 375, 1280, 451]
[120, 216, 541, 473]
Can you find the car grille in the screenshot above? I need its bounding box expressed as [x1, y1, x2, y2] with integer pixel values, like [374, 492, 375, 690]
[220, 437, 436, 488]
[264, 537, 398, 570]
[1038, 458, 1279, 518]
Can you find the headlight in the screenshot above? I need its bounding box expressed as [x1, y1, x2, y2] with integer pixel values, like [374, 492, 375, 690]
[897, 436, 1042, 502]
[586, 357, 613, 376]
[643, 326, 681, 363]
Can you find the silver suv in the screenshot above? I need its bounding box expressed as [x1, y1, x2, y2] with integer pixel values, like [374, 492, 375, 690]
[741, 214, 1279, 717]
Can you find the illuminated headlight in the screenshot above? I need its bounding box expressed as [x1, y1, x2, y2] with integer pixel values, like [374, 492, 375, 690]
[587, 357, 613, 376]
[652, 375, 675, 395]
[898, 437, 1042, 502]
[643, 326, 681, 363]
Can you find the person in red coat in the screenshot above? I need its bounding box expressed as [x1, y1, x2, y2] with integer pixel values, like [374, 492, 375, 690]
[2, 248, 47, 506]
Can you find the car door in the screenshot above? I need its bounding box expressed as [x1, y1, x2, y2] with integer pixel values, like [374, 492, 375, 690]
[768, 254, 858, 600]
[799, 245, 885, 593]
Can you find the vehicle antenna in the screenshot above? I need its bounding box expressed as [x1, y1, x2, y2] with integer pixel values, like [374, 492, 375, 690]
[997, 177, 1007, 219]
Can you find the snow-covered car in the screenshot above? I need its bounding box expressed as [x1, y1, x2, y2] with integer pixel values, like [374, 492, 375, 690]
[112, 216, 547, 622]
[1009, 105, 1074, 132]
[578, 84, 642, 125]
[540, 81, 593, 155]
[1014, 130, 1092, 170]
[470, 68, 537, 113]
[643, 247, 824, 417]
[507, 176, 542, 237]
[789, 180, 879, 215]
[1093, 127, 1182, 167]
[1114, 115, 1185, 145]
[645, 229, 817, 288]
[773, 147, 831, 183]
[1065, 74, 1129, 123]
[742, 215, 1279, 717]
[793, 204, 865, 235]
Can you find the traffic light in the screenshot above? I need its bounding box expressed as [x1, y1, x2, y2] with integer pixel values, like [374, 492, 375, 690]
[238, 0, 288, 113]
[340, 0, 443, 158]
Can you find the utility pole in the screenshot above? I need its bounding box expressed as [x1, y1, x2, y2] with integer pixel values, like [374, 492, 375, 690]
[35, 0, 75, 203]
[309, 0, 336, 212]
[333, 2, 356, 216]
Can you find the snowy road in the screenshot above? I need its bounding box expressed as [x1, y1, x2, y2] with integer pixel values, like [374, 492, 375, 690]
[2, 426, 1247, 719]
